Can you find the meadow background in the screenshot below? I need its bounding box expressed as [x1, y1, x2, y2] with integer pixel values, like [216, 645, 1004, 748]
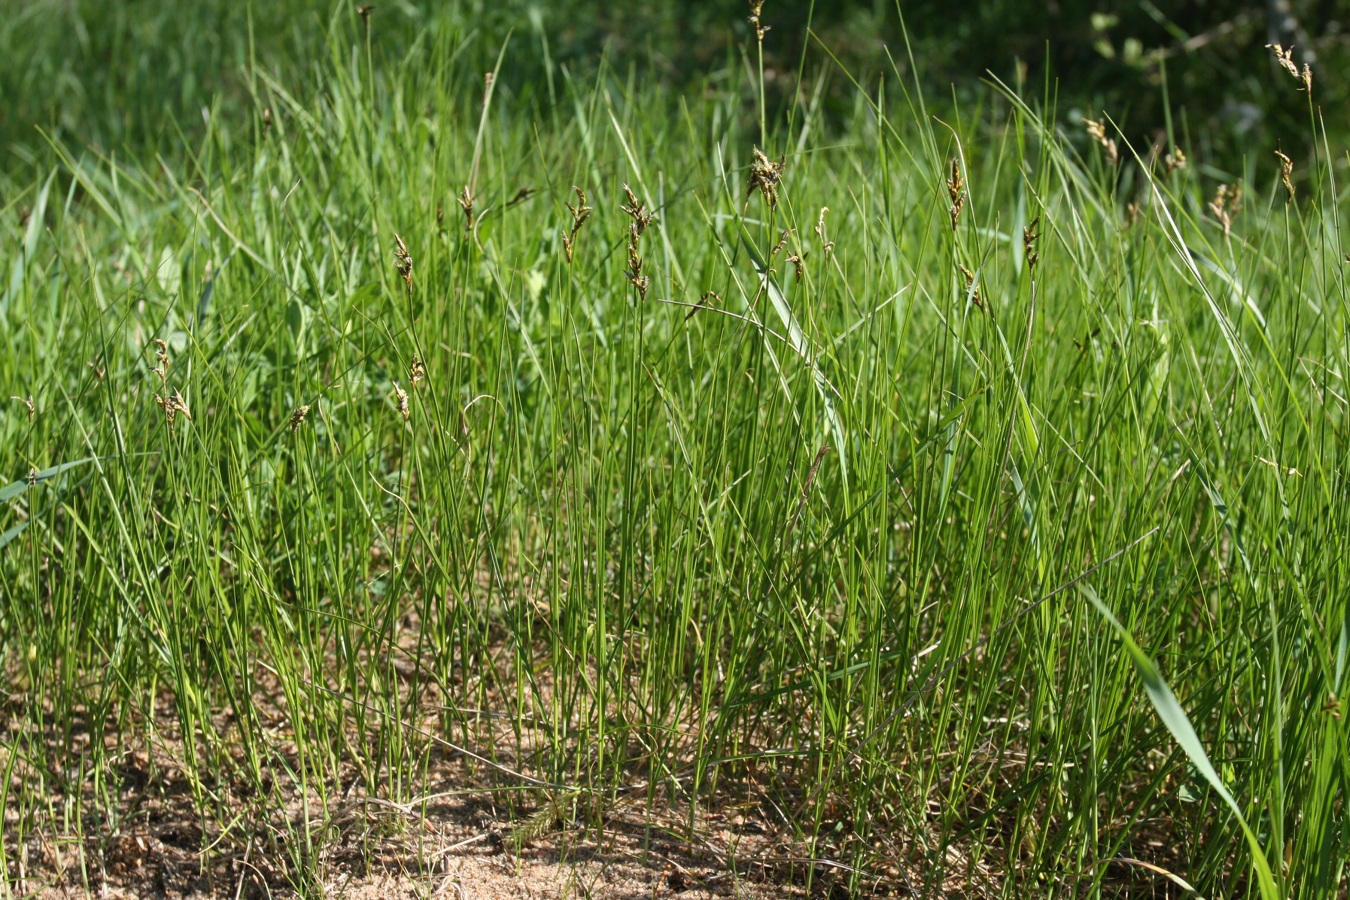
[1, 1, 1348, 897]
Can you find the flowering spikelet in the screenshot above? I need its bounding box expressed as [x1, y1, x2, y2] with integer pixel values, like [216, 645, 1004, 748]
[457, 186, 475, 231]
[747, 148, 786, 209]
[1207, 184, 1241, 237]
[393, 232, 414, 293]
[393, 381, 410, 422]
[1275, 150, 1295, 200]
[947, 159, 965, 230]
[410, 355, 426, 391]
[1164, 147, 1187, 175]
[815, 207, 834, 258]
[289, 405, 311, 432]
[11, 395, 34, 422]
[1022, 217, 1040, 271]
[1083, 117, 1119, 166]
[1266, 43, 1299, 79]
[747, 0, 769, 42]
[562, 186, 593, 263]
[958, 264, 982, 308]
[621, 184, 653, 300]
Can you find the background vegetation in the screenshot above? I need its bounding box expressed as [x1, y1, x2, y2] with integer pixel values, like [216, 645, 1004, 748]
[1, 1, 1347, 897]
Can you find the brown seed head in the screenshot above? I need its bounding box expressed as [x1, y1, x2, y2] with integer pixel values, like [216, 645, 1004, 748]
[457, 187, 475, 231]
[1275, 150, 1295, 200]
[290, 405, 311, 433]
[393, 382, 410, 422]
[410, 355, 426, 391]
[947, 159, 965, 230]
[393, 231, 414, 291]
[1022, 217, 1040, 271]
[562, 186, 594, 263]
[747, 149, 786, 209]
[958, 264, 982, 308]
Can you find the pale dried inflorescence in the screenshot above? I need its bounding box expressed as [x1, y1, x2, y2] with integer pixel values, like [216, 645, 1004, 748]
[1083, 117, 1119, 166]
[747, 148, 786, 209]
[947, 159, 965, 230]
[815, 206, 834, 258]
[457, 186, 475, 231]
[290, 404, 311, 433]
[1208, 183, 1242, 237]
[747, 0, 769, 43]
[1164, 147, 1187, 175]
[410, 355, 426, 391]
[393, 381, 410, 422]
[11, 394, 34, 422]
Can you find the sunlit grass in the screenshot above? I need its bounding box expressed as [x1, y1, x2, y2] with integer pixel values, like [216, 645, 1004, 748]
[1, 7, 1347, 898]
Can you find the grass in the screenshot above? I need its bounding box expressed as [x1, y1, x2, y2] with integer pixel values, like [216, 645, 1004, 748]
[1, 3, 1348, 897]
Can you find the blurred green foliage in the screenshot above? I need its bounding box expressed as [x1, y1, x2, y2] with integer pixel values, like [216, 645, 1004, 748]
[1, 0, 1345, 166]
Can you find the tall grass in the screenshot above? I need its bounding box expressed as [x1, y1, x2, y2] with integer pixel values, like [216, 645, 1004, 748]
[1, 5, 1347, 897]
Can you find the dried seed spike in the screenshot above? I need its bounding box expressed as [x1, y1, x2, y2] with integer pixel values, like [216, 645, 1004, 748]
[1301, 64, 1313, 94]
[1164, 147, 1187, 174]
[393, 382, 410, 422]
[815, 207, 834, 258]
[1275, 149, 1295, 200]
[171, 388, 192, 421]
[562, 185, 593, 263]
[686, 290, 721, 321]
[289, 405, 311, 433]
[410, 355, 426, 391]
[787, 252, 804, 281]
[1022, 216, 1040, 271]
[1083, 117, 1119, 166]
[392, 231, 414, 291]
[457, 186, 475, 231]
[28, 467, 38, 486]
[747, 148, 786, 209]
[1207, 183, 1241, 237]
[947, 159, 966, 230]
[11, 395, 34, 422]
[770, 228, 792, 259]
[620, 183, 653, 234]
[505, 186, 536, 208]
[1266, 43, 1299, 79]
[958, 264, 982, 307]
